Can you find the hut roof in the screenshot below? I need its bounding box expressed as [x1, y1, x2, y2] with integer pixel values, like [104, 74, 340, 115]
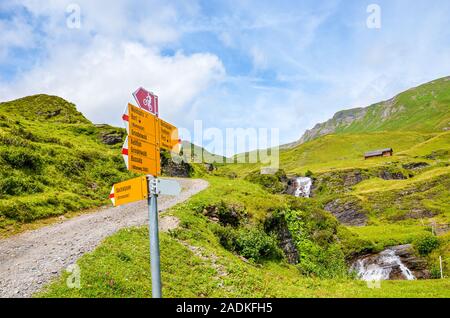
[364, 148, 393, 157]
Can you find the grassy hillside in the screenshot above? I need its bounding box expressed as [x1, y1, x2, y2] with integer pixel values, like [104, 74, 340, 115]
[0, 95, 198, 237]
[289, 76, 450, 146]
[0, 95, 133, 236]
[222, 77, 450, 177]
[218, 131, 449, 178]
[180, 140, 225, 164]
[39, 176, 450, 298]
[334, 77, 450, 134]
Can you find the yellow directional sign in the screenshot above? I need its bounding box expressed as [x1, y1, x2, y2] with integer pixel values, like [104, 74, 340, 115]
[127, 103, 159, 145]
[122, 102, 179, 177]
[123, 136, 161, 176]
[159, 119, 180, 153]
[110, 176, 148, 207]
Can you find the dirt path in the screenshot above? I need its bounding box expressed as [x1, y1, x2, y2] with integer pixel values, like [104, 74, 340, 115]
[0, 178, 208, 298]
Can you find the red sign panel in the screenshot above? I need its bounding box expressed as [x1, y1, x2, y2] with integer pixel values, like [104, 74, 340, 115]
[132, 87, 159, 116]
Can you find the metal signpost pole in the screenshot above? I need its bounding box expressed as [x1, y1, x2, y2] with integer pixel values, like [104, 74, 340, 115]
[147, 176, 162, 298]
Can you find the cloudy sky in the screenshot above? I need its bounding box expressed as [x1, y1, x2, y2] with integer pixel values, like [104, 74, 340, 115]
[1, 0, 450, 155]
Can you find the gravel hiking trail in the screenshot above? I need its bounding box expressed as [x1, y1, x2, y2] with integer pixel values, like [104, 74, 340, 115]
[0, 178, 208, 298]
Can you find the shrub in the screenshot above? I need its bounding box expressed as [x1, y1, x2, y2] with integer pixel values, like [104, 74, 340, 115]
[244, 169, 287, 193]
[295, 240, 348, 278]
[0, 134, 32, 147]
[78, 149, 104, 162]
[0, 176, 44, 195]
[0, 200, 36, 222]
[92, 163, 123, 184]
[414, 235, 439, 256]
[117, 252, 131, 262]
[72, 125, 96, 136]
[11, 127, 39, 142]
[1, 148, 43, 171]
[215, 226, 237, 251]
[215, 226, 282, 262]
[57, 157, 86, 176]
[236, 228, 282, 261]
[430, 264, 442, 279]
[270, 208, 349, 278]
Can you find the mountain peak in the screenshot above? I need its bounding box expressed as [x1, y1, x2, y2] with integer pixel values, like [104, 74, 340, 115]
[0, 94, 90, 124]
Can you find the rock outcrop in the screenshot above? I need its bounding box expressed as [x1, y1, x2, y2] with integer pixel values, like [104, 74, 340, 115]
[402, 162, 429, 170]
[377, 169, 406, 180]
[201, 202, 246, 227]
[311, 169, 370, 196]
[280, 76, 450, 148]
[324, 198, 368, 226]
[297, 108, 368, 144]
[99, 132, 123, 145]
[160, 151, 193, 177]
[264, 215, 299, 264]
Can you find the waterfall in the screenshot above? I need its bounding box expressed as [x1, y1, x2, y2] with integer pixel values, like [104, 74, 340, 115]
[294, 177, 312, 198]
[352, 249, 416, 281]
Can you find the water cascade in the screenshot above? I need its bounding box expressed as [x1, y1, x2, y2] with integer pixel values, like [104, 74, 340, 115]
[293, 177, 312, 198]
[352, 248, 416, 281]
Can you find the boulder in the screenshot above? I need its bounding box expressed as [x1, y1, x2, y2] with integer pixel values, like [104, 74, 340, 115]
[100, 132, 123, 145]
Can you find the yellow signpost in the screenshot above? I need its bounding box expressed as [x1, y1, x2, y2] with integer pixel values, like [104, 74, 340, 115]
[127, 103, 159, 145]
[111, 90, 182, 298]
[109, 176, 147, 207]
[127, 136, 160, 176]
[159, 118, 180, 153]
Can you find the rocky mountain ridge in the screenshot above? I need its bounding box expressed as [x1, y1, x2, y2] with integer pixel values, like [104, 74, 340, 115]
[283, 76, 450, 148]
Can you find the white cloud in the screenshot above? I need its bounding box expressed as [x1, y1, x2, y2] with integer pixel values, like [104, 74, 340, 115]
[0, 38, 225, 127]
[0, 15, 36, 61]
[2, 0, 450, 155]
[0, 0, 225, 129]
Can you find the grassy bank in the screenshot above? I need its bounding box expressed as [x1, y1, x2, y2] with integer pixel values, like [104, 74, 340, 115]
[38, 175, 450, 298]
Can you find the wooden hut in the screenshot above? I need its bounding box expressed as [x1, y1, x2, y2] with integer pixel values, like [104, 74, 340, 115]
[364, 148, 393, 160]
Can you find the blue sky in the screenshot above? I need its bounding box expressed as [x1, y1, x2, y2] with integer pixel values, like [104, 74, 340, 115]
[1, 0, 450, 155]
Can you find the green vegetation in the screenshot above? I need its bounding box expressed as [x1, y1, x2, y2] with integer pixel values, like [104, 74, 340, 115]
[295, 76, 450, 145]
[215, 226, 282, 263]
[414, 235, 440, 256]
[333, 77, 450, 134]
[0, 95, 132, 235]
[270, 208, 349, 278]
[244, 169, 288, 193]
[38, 176, 450, 298]
[210, 77, 450, 290]
[348, 224, 431, 248]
